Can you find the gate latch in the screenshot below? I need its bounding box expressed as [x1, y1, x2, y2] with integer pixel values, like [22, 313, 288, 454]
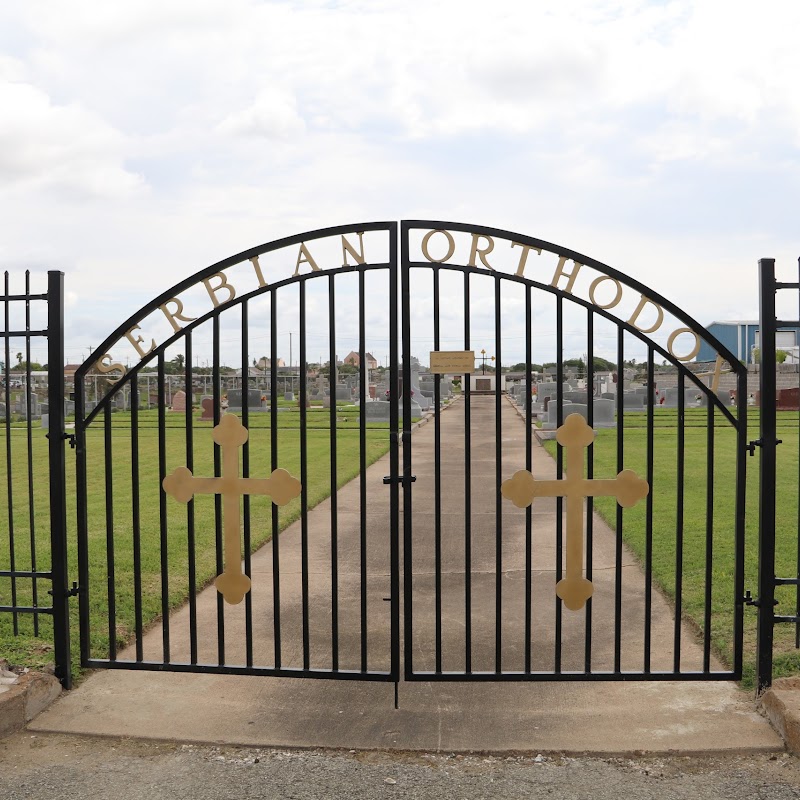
[48, 581, 80, 600]
[383, 474, 417, 485]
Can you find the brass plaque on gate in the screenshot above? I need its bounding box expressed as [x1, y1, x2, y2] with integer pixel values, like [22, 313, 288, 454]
[429, 350, 475, 373]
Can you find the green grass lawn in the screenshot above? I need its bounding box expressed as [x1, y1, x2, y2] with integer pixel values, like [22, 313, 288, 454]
[0, 407, 393, 676]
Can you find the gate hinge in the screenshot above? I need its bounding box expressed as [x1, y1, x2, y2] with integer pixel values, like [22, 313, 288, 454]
[45, 431, 77, 449]
[383, 474, 417, 485]
[48, 581, 80, 599]
[746, 438, 783, 456]
[743, 590, 779, 609]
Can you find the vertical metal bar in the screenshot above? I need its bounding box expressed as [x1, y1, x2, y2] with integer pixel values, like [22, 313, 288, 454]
[433, 268, 442, 673]
[104, 405, 116, 660]
[494, 275, 503, 673]
[733, 364, 747, 678]
[463, 270, 472, 674]
[300, 281, 311, 671]
[796, 259, 800, 651]
[157, 353, 170, 662]
[388, 223, 400, 683]
[4, 272, 17, 634]
[703, 401, 715, 672]
[74, 348, 90, 667]
[270, 291, 281, 669]
[644, 348, 655, 672]
[130, 375, 143, 661]
[212, 314, 224, 665]
[555, 295, 563, 671]
[614, 327, 624, 674]
[240, 304, 253, 668]
[358, 270, 367, 672]
[401, 234, 413, 678]
[525, 286, 532, 674]
[327, 274, 338, 671]
[46, 271, 71, 688]
[674, 371, 685, 672]
[585, 311, 595, 673]
[24, 272, 38, 636]
[756, 257, 777, 693]
[184, 336, 197, 665]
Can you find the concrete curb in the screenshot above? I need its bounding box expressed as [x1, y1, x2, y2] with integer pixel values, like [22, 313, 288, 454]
[760, 678, 800, 754]
[0, 670, 62, 740]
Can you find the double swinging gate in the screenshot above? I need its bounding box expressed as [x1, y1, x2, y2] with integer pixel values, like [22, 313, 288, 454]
[4, 221, 796, 694]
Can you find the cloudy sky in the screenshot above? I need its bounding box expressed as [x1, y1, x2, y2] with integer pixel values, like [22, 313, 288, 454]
[2, 0, 799, 368]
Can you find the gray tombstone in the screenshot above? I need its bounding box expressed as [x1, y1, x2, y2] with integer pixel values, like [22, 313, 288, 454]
[409, 368, 430, 411]
[622, 392, 645, 411]
[335, 384, 351, 402]
[0, 402, 6, 418]
[592, 398, 616, 429]
[698, 389, 732, 407]
[358, 400, 392, 423]
[541, 400, 573, 430]
[563, 390, 589, 404]
[284, 391, 295, 402]
[662, 387, 700, 408]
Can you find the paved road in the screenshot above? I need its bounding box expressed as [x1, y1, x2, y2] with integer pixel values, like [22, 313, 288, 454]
[3, 733, 800, 800]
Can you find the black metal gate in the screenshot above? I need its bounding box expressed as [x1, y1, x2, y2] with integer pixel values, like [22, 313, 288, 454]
[65, 221, 754, 687]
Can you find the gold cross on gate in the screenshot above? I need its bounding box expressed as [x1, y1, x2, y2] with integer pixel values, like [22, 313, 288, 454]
[501, 413, 649, 611]
[162, 414, 302, 605]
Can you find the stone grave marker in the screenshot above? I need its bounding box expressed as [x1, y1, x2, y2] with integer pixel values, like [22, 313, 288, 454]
[171, 390, 186, 413]
[199, 397, 215, 421]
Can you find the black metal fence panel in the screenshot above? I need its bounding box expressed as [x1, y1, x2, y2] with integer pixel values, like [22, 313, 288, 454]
[755, 257, 800, 692]
[0, 270, 70, 687]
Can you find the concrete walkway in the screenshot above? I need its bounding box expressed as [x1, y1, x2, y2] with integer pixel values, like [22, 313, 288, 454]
[29, 396, 780, 753]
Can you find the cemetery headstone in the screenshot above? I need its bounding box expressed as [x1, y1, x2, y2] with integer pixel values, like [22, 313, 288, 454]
[171, 390, 187, 413]
[199, 397, 215, 421]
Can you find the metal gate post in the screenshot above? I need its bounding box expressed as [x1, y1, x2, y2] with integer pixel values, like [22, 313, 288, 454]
[46, 270, 72, 688]
[756, 257, 777, 694]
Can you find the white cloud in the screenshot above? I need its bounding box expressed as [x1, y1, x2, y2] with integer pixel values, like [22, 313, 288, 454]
[0, 80, 145, 197]
[215, 88, 306, 140]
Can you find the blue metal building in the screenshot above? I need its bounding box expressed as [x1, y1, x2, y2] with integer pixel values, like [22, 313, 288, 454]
[697, 320, 800, 362]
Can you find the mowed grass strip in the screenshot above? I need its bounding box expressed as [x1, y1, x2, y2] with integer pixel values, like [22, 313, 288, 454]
[545, 407, 800, 686]
[0, 407, 392, 676]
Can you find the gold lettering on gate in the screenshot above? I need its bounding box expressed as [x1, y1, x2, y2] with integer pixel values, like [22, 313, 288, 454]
[421, 230, 456, 263]
[501, 414, 648, 610]
[550, 256, 583, 294]
[511, 242, 542, 276]
[159, 297, 197, 333]
[94, 353, 126, 383]
[294, 243, 322, 275]
[203, 272, 236, 308]
[124, 324, 156, 359]
[627, 295, 664, 335]
[588, 275, 623, 309]
[468, 234, 496, 270]
[341, 233, 366, 267]
[250, 256, 268, 287]
[667, 327, 701, 362]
